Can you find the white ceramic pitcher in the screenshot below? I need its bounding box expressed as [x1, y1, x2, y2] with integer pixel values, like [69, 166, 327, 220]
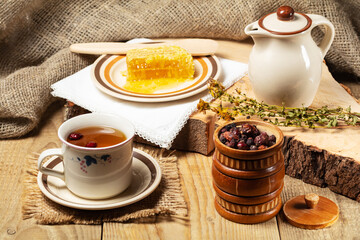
[245, 6, 335, 107]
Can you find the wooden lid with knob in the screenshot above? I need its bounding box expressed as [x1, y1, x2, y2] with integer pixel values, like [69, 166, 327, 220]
[304, 193, 320, 208]
[283, 193, 339, 229]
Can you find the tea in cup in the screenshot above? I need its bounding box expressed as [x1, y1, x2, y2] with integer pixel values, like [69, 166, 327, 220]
[38, 113, 135, 199]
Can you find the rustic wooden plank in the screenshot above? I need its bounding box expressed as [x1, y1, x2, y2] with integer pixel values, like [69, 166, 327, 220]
[12, 224, 101, 240]
[0, 102, 102, 240]
[103, 216, 188, 239]
[103, 222, 161, 239]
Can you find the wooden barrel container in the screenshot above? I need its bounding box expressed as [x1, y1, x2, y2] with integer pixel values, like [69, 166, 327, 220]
[212, 120, 285, 224]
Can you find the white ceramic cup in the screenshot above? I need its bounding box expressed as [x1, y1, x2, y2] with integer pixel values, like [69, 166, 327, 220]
[38, 113, 135, 199]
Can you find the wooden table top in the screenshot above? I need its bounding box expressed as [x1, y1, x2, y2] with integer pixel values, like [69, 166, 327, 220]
[1, 39, 359, 239]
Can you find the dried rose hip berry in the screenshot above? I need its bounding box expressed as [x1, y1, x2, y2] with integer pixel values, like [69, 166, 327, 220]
[85, 141, 97, 148]
[225, 139, 236, 148]
[219, 133, 227, 144]
[225, 123, 236, 131]
[240, 123, 253, 136]
[254, 132, 269, 146]
[223, 131, 232, 141]
[246, 137, 254, 146]
[219, 123, 276, 151]
[68, 132, 83, 140]
[231, 127, 240, 136]
[224, 131, 240, 142]
[237, 140, 249, 150]
[258, 145, 267, 150]
[250, 145, 258, 150]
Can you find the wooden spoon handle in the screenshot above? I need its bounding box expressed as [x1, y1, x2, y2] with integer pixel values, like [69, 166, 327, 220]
[69, 42, 172, 55]
[69, 39, 218, 56]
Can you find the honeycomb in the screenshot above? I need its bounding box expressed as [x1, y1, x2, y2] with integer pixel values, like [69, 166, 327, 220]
[126, 45, 194, 81]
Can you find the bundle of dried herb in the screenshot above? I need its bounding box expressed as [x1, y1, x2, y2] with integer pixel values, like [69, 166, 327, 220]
[197, 80, 360, 128]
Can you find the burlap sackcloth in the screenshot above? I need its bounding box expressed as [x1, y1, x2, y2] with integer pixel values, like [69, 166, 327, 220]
[22, 144, 188, 224]
[0, 0, 359, 139]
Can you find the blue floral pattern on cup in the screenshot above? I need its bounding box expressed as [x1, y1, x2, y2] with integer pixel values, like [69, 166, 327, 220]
[76, 154, 112, 173]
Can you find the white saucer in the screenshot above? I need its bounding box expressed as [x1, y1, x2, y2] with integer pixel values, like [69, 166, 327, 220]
[37, 148, 161, 210]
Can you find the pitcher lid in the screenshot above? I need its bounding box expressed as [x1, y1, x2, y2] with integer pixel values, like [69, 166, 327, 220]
[258, 6, 312, 35]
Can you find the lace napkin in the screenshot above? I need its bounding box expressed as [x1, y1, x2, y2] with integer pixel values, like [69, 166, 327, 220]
[51, 40, 248, 149]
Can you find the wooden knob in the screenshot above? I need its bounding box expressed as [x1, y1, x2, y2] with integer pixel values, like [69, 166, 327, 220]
[304, 193, 319, 208]
[277, 6, 295, 21]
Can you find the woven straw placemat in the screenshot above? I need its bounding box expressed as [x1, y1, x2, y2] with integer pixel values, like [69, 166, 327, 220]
[22, 144, 188, 224]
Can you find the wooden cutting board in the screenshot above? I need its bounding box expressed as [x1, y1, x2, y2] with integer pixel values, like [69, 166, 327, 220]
[65, 39, 360, 203]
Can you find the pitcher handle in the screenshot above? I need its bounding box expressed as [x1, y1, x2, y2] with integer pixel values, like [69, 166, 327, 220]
[308, 14, 335, 59]
[38, 148, 65, 180]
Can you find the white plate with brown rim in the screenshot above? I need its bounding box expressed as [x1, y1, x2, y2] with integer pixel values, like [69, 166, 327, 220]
[37, 148, 161, 210]
[91, 54, 221, 102]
